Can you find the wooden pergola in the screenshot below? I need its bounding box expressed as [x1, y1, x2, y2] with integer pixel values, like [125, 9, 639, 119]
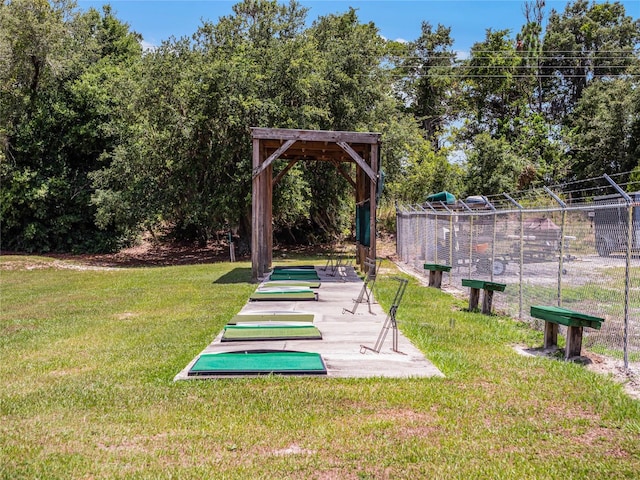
[251, 127, 381, 281]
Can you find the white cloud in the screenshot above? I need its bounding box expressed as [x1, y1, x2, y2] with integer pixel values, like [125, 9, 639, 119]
[140, 40, 157, 52]
[378, 34, 408, 44]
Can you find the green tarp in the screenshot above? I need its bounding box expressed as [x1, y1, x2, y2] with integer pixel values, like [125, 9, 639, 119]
[426, 191, 456, 204]
[356, 201, 370, 247]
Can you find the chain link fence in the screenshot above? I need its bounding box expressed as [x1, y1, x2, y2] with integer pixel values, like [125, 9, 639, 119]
[396, 174, 640, 369]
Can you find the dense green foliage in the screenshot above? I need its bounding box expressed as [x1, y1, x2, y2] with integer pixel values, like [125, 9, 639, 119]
[1, 0, 638, 252]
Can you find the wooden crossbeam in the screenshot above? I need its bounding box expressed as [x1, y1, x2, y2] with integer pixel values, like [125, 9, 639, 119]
[337, 141, 377, 182]
[330, 160, 356, 189]
[252, 139, 296, 179]
[272, 159, 299, 187]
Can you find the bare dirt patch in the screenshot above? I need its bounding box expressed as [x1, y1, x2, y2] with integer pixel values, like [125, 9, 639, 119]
[3, 236, 386, 269]
[513, 345, 640, 401]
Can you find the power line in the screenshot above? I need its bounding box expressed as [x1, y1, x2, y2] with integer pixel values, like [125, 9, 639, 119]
[366, 73, 640, 78]
[398, 64, 637, 69]
[387, 50, 640, 58]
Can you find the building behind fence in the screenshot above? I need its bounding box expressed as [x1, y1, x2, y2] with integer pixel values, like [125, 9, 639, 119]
[395, 174, 639, 369]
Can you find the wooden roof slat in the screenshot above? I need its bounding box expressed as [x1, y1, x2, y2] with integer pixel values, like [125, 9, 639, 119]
[262, 142, 368, 153]
[251, 127, 380, 145]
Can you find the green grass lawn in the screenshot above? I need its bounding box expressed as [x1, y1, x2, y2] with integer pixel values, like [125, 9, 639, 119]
[1, 256, 639, 479]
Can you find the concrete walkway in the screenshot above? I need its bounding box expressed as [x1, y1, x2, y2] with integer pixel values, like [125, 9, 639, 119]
[174, 265, 444, 380]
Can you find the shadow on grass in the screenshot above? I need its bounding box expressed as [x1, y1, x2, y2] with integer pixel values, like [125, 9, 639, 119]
[213, 267, 252, 284]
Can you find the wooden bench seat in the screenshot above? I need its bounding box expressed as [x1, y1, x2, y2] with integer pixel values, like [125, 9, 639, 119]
[461, 279, 506, 314]
[530, 305, 604, 359]
[423, 263, 451, 288]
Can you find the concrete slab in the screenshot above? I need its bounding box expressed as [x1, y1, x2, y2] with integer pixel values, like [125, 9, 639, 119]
[174, 265, 444, 380]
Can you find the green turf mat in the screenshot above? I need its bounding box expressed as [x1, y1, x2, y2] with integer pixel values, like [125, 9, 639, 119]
[270, 269, 319, 275]
[250, 291, 317, 301]
[221, 325, 322, 341]
[228, 314, 315, 324]
[257, 287, 313, 293]
[188, 350, 327, 376]
[273, 265, 316, 270]
[263, 281, 321, 289]
[269, 273, 320, 281]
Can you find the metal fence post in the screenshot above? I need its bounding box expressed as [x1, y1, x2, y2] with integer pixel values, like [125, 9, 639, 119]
[483, 196, 497, 281]
[469, 214, 474, 279]
[504, 193, 524, 320]
[544, 187, 567, 307]
[604, 174, 633, 369]
[434, 214, 439, 264]
[624, 203, 633, 369]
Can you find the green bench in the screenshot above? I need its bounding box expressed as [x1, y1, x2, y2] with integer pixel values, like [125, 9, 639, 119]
[530, 305, 604, 359]
[423, 263, 451, 288]
[461, 279, 506, 314]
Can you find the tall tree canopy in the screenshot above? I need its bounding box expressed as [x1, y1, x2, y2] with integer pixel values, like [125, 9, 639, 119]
[1, 0, 142, 252]
[1, 0, 638, 253]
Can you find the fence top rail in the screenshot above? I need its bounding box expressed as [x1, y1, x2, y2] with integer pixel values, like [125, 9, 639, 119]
[396, 201, 639, 216]
[396, 174, 640, 215]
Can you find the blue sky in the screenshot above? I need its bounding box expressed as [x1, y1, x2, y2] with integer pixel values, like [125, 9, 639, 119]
[78, 0, 638, 53]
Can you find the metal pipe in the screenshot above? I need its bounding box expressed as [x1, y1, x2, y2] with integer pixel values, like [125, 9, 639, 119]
[491, 212, 497, 281]
[504, 192, 524, 318]
[624, 203, 633, 369]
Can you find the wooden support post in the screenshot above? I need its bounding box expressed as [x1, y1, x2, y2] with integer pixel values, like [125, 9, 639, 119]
[355, 158, 366, 268]
[565, 326, 583, 359]
[251, 138, 261, 281]
[369, 143, 378, 266]
[482, 289, 494, 314]
[429, 271, 443, 288]
[469, 288, 480, 310]
[543, 322, 558, 349]
[265, 163, 273, 273]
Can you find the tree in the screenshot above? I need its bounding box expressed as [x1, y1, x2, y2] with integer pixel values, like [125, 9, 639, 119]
[1, 0, 142, 251]
[464, 133, 524, 195]
[459, 29, 525, 142]
[389, 142, 463, 203]
[541, 0, 640, 120]
[516, 0, 546, 114]
[91, 0, 326, 246]
[403, 22, 457, 150]
[299, 8, 390, 240]
[565, 78, 640, 180]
